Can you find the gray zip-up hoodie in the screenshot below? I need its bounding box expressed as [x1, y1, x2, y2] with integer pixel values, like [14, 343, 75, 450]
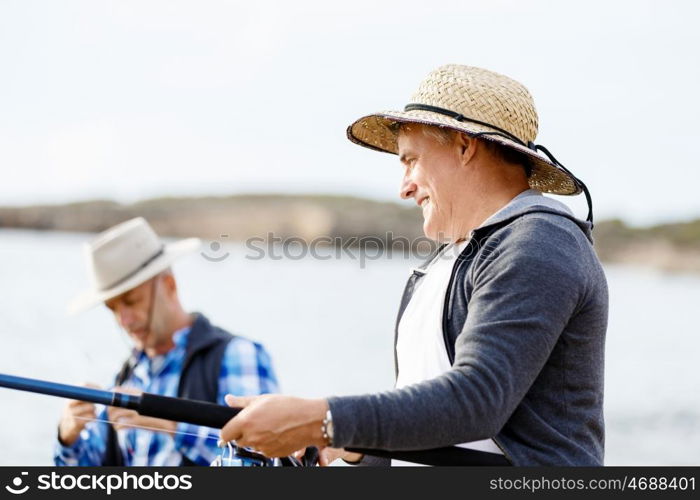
[328, 191, 608, 465]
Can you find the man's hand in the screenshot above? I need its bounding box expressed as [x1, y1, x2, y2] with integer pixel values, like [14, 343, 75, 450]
[321, 448, 364, 466]
[58, 384, 99, 446]
[107, 386, 177, 435]
[106, 407, 177, 435]
[294, 447, 364, 466]
[220, 394, 328, 458]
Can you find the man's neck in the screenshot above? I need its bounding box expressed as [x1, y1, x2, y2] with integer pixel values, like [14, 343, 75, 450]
[170, 309, 195, 336]
[450, 185, 530, 241]
[143, 310, 193, 358]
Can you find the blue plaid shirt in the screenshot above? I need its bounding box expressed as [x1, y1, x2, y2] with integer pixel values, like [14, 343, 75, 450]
[54, 327, 278, 466]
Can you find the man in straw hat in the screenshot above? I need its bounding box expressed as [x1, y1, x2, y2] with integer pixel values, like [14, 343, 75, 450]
[54, 217, 278, 466]
[219, 65, 608, 466]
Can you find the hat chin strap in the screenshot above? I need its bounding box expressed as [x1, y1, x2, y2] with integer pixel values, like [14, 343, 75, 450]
[525, 143, 594, 229]
[403, 103, 594, 228]
[140, 275, 160, 357]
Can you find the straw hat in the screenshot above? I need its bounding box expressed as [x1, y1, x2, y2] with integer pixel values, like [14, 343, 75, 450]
[347, 64, 583, 197]
[68, 217, 200, 314]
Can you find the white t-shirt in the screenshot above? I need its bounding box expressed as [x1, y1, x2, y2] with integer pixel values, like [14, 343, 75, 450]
[393, 240, 504, 466]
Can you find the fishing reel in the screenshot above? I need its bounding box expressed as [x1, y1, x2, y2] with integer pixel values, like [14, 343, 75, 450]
[211, 441, 319, 467]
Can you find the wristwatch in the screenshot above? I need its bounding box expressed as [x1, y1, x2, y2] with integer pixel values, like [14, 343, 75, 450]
[321, 409, 334, 446]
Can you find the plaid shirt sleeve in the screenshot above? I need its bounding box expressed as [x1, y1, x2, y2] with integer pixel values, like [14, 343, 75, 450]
[53, 406, 110, 466]
[172, 338, 279, 465]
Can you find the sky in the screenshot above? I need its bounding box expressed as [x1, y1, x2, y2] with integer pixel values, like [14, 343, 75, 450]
[1, 0, 698, 225]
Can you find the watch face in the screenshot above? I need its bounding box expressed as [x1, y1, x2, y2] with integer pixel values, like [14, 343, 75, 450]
[324, 410, 334, 442]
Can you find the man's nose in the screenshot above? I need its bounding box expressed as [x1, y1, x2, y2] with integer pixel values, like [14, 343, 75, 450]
[400, 173, 417, 200]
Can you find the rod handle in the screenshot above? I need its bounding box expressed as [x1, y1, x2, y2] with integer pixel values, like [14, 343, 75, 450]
[139, 393, 241, 429]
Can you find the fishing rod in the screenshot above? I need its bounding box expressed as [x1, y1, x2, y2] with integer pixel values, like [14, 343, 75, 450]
[0, 373, 508, 466]
[0, 372, 238, 429]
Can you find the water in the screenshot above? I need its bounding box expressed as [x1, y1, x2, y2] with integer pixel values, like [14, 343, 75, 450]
[0, 229, 698, 465]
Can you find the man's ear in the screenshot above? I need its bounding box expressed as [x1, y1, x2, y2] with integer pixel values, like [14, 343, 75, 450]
[162, 273, 177, 296]
[457, 133, 477, 165]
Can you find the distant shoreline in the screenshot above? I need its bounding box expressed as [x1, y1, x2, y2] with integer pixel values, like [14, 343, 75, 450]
[2, 194, 700, 274]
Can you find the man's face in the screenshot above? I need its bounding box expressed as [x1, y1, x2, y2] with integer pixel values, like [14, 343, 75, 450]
[397, 126, 469, 241]
[104, 277, 169, 351]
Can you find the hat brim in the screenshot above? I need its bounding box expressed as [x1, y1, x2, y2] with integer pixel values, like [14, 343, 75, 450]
[347, 110, 581, 196]
[67, 237, 201, 316]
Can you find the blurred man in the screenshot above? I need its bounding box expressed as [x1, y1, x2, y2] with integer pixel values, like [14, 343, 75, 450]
[55, 217, 278, 466]
[219, 65, 608, 466]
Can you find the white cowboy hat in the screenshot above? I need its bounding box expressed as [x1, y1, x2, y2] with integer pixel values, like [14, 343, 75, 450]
[68, 217, 201, 315]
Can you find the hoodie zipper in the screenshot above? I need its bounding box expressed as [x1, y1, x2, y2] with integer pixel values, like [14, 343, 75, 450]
[492, 436, 515, 465]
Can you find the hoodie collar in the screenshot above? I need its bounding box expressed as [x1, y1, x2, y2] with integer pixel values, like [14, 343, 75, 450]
[475, 189, 592, 242]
